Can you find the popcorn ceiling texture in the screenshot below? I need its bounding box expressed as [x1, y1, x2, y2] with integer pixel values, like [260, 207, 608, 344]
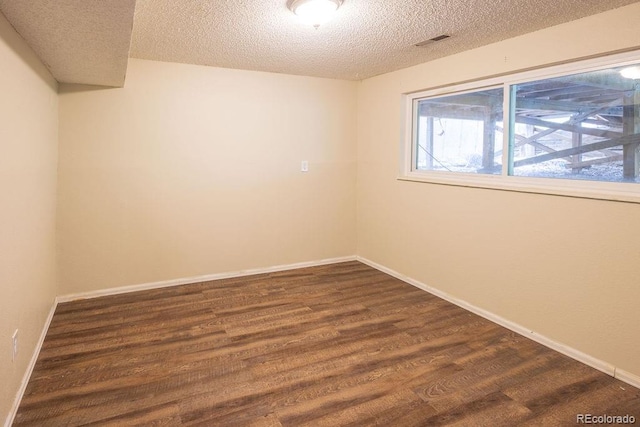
[0, 0, 135, 87]
[1, 0, 639, 85]
[129, 0, 640, 81]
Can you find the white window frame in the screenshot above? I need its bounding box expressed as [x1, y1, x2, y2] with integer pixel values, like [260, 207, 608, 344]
[399, 50, 640, 204]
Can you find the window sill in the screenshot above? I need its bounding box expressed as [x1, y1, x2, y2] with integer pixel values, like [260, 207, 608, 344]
[398, 172, 640, 204]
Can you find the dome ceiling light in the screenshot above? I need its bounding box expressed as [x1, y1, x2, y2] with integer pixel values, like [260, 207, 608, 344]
[288, 0, 343, 28]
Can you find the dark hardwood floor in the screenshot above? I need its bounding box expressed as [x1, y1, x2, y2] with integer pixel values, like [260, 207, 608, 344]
[14, 261, 640, 426]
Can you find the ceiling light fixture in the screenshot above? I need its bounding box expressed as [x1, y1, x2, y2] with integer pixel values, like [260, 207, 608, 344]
[288, 0, 343, 28]
[620, 66, 640, 80]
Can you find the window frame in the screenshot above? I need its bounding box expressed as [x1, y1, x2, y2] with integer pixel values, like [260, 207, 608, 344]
[399, 50, 640, 204]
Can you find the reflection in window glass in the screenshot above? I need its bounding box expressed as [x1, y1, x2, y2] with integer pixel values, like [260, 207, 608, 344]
[511, 65, 640, 183]
[415, 88, 504, 174]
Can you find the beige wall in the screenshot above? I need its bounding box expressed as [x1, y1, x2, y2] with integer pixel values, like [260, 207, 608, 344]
[0, 12, 58, 423]
[58, 59, 357, 295]
[358, 3, 640, 380]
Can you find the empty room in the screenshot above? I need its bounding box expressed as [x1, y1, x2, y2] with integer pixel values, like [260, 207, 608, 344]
[2, 0, 640, 425]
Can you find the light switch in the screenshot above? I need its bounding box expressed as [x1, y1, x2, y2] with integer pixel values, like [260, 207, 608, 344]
[301, 160, 309, 172]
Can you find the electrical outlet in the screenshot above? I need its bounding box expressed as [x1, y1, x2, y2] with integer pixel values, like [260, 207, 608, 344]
[12, 329, 18, 362]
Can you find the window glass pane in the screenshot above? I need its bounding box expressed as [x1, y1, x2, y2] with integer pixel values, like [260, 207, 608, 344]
[511, 64, 640, 183]
[415, 88, 504, 174]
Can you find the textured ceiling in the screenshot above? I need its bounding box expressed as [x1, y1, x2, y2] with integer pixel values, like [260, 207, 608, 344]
[1, 1, 639, 86]
[0, 0, 136, 87]
[130, 0, 640, 81]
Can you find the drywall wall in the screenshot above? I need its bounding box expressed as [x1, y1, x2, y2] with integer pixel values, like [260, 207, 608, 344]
[357, 4, 640, 380]
[57, 59, 357, 295]
[0, 12, 58, 424]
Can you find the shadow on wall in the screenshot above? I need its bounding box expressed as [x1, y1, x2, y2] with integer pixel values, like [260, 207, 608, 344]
[58, 84, 120, 94]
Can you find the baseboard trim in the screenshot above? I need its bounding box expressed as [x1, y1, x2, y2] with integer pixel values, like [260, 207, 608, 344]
[5, 299, 58, 427]
[356, 256, 637, 385]
[57, 256, 357, 303]
[614, 368, 640, 390]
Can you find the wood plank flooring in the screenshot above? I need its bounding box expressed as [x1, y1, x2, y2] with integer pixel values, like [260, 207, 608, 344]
[14, 261, 640, 426]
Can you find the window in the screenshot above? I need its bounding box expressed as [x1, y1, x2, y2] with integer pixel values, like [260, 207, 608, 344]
[402, 52, 640, 202]
[414, 87, 503, 174]
[511, 67, 639, 183]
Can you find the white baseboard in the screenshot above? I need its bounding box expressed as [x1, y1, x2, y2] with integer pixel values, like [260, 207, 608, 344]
[4, 299, 58, 427]
[614, 368, 640, 390]
[57, 256, 357, 303]
[355, 256, 640, 387]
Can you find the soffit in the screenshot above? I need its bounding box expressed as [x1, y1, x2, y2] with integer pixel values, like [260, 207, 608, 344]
[0, 0, 136, 87]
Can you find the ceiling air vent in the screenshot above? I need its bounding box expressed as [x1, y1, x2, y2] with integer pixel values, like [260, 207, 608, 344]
[415, 34, 450, 47]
